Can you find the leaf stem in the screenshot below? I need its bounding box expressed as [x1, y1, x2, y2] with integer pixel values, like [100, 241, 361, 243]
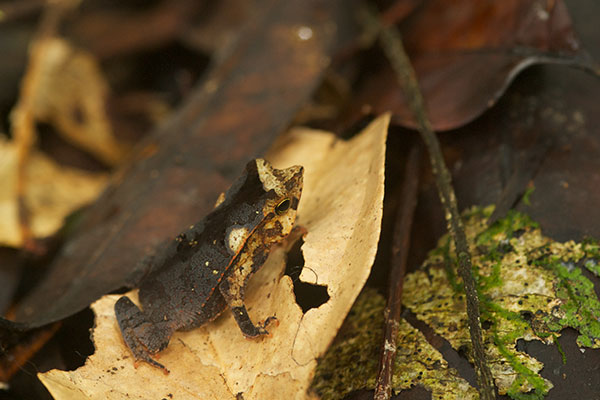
[374, 143, 420, 400]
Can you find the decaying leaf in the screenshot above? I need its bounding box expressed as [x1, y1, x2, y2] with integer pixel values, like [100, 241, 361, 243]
[25, 38, 128, 166]
[313, 206, 600, 400]
[0, 137, 107, 247]
[345, 0, 583, 132]
[403, 206, 600, 399]
[12, 0, 360, 328]
[38, 115, 389, 399]
[312, 289, 478, 400]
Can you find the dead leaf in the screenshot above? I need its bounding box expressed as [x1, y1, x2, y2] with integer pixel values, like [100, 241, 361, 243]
[27, 38, 128, 166]
[11, 0, 361, 328]
[313, 206, 600, 399]
[38, 114, 389, 399]
[312, 289, 478, 400]
[403, 206, 600, 398]
[0, 136, 107, 247]
[409, 62, 600, 271]
[66, 1, 204, 60]
[344, 0, 583, 131]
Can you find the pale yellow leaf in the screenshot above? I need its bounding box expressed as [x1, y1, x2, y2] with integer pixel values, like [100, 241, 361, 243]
[29, 38, 128, 166]
[39, 114, 389, 399]
[0, 137, 107, 247]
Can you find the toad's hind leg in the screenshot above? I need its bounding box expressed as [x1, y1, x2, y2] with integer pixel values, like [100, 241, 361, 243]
[114, 296, 173, 373]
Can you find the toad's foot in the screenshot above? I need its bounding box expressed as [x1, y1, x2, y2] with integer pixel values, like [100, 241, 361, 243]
[115, 296, 172, 374]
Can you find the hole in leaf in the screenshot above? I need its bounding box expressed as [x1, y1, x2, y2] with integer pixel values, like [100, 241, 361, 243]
[57, 308, 96, 370]
[284, 238, 329, 313]
[520, 310, 533, 322]
[513, 228, 526, 238]
[497, 239, 514, 255]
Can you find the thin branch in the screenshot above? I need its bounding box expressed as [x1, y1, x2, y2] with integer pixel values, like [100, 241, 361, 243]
[360, 6, 496, 400]
[374, 143, 420, 400]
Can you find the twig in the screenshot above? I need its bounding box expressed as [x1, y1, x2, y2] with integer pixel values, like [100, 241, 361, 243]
[374, 143, 420, 400]
[360, 6, 496, 400]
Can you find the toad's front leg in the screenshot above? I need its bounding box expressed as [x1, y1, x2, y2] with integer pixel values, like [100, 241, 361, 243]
[218, 266, 276, 338]
[114, 296, 173, 373]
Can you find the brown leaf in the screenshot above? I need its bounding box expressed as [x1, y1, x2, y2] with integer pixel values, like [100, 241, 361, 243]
[10, 0, 360, 329]
[66, 0, 204, 60]
[409, 65, 600, 269]
[38, 114, 389, 400]
[347, 0, 582, 131]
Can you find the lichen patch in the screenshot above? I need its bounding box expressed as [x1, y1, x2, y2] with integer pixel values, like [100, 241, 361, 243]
[403, 207, 600, 398]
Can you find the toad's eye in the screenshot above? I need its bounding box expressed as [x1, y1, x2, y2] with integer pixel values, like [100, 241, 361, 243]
[275, 198, 291, 215]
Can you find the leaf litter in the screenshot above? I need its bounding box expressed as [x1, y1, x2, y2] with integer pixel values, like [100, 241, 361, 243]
[38, 114, 389, 399]
[313, 205, 600, 400]
[0, 137, 107, 247]
[1, 37, 124, 248]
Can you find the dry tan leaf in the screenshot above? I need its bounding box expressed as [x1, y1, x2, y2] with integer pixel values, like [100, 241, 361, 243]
[28, 38, 128, 166]
[0, 137, 108, 247]
[38, 114, 389, 399]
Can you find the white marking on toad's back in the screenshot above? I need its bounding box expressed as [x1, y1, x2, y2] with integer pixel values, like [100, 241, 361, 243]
[227, 227, 249, 254]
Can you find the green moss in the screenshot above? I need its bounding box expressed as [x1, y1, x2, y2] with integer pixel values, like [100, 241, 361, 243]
[494, 334, 548, 400]
[546, 261, 600, 347]
[439, 237, 462, 293]
[311, 289, 477, 400]
[314, 207, 600, 400]
[581, 238, 600, 277]
[584, 259, 600, 277]
[403, 206, 600, 399]
[478, 261, 502, 291]
[522, 186, 535, 206]
[311, 290, 384, 400]
[475, 209, 537, 248]
[551, 334, 567, 364]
